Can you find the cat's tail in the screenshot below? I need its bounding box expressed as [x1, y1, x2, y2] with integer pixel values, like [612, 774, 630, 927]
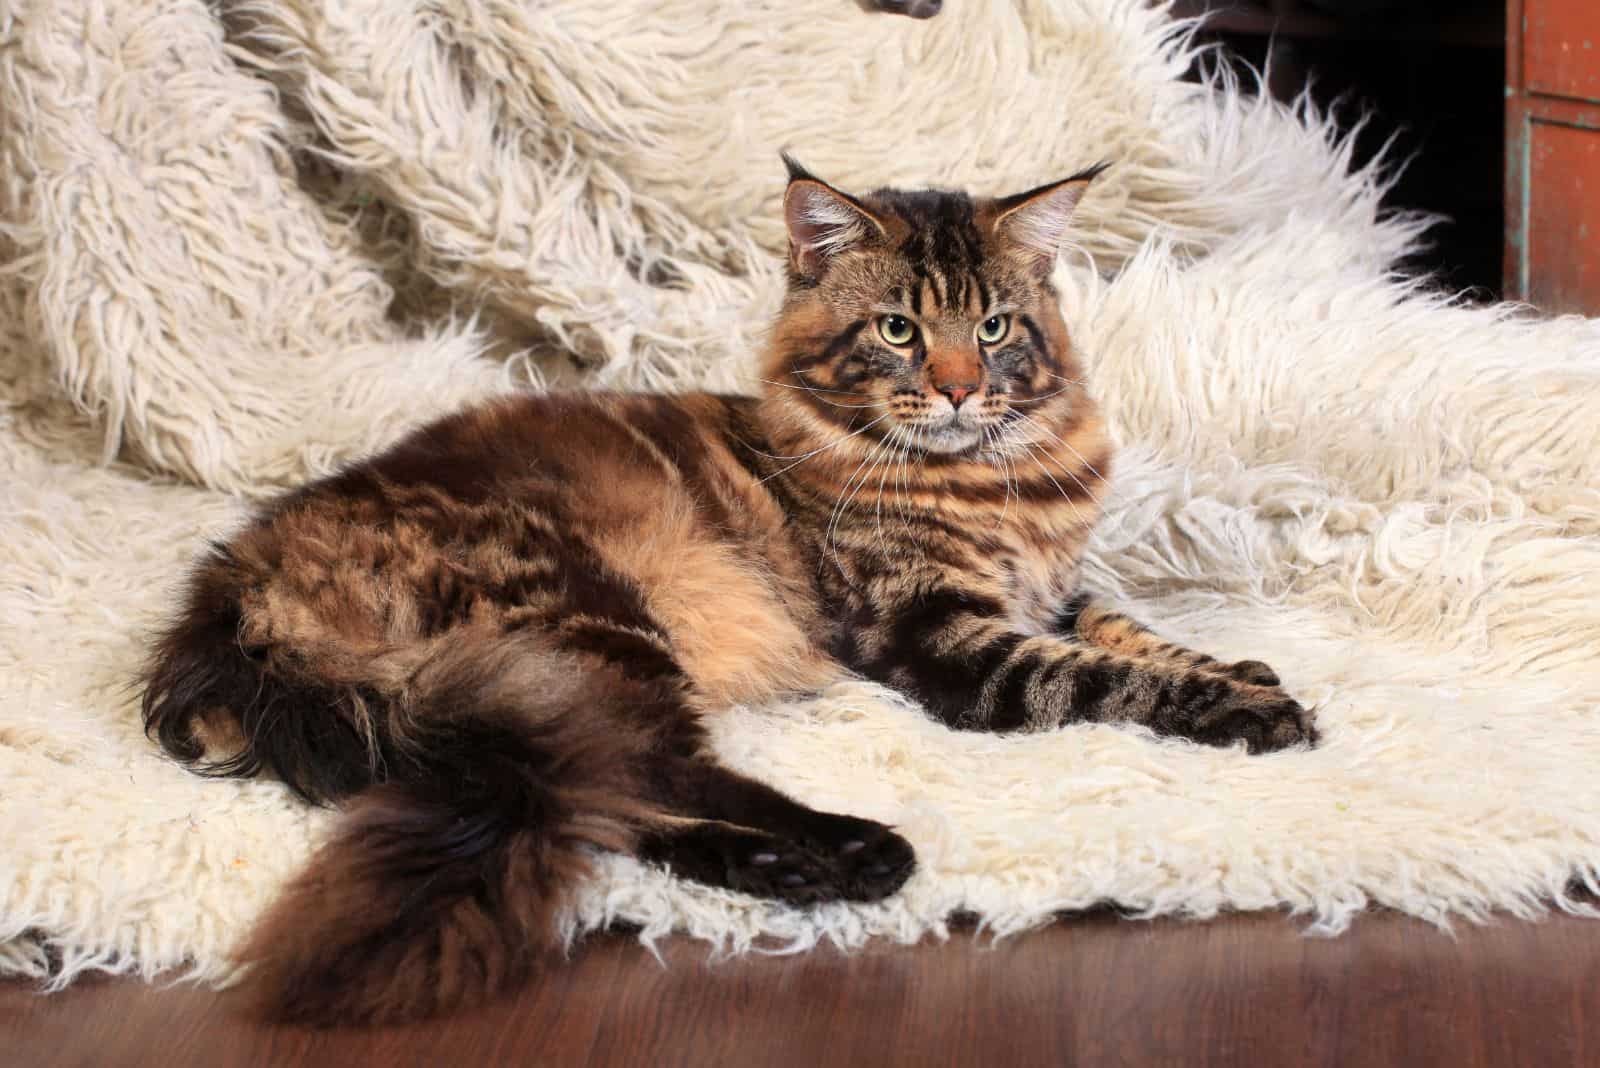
[142, 587, 665, 1025]
[237, 646, 658, 1025]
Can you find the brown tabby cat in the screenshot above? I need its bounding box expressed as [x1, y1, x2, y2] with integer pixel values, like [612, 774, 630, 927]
[141, 157, 1313, 1027]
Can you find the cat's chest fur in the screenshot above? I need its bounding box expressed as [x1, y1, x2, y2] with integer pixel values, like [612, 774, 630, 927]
[786, 432, 1108, 646]
[1001, 535, 1090, 636]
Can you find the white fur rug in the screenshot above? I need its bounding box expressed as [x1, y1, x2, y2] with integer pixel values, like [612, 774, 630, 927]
[4, 0, 1600, 989]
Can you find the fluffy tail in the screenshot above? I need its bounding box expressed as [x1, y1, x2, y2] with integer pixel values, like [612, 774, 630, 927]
[238, 697, 646, 1025]
[142, 575, 663, 1025]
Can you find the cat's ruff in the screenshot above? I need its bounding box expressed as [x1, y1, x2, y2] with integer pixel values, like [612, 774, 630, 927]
[5, 0, 1600, 995]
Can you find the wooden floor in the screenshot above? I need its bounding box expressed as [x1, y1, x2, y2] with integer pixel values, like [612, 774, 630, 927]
[6, 909, 1598, 1067]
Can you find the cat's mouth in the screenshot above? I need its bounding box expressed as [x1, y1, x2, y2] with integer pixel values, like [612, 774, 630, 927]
[921, 425, 981, 454]
[881, 391, 1006, 455]
[896, 412, 988, 455]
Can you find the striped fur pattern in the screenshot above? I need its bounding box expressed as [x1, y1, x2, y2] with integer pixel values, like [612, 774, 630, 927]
[141, 162, 1311, 1026]
[766, 158, 1311, 741]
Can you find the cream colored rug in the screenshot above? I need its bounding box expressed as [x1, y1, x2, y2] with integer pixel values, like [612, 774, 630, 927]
[3, 0, 1599, 989]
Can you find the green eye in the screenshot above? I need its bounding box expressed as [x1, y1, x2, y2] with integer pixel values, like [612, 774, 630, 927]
[878, 314, 917, 346]
[977, 314, 1009, 344]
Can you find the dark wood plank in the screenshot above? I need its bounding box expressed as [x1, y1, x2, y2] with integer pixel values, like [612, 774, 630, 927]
[6, 909, 1600, 1067]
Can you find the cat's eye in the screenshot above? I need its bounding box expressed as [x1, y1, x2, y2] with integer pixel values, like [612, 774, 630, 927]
[977, 314, 1010, 345]
[878, 314, 917, 347]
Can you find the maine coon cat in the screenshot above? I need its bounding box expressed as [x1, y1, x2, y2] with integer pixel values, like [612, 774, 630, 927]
[141, 157, 1314, 1026]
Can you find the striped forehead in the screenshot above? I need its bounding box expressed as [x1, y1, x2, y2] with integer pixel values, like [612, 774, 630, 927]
[868, 188, 993, 314]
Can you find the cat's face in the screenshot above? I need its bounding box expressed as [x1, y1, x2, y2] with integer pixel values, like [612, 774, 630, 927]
[767, 160, 1103, 458]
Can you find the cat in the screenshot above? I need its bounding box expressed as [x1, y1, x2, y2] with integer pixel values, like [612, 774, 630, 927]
[141, 156, 1314, 1027]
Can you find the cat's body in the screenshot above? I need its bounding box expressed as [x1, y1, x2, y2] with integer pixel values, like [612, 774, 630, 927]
[142, 160, 1312, 1026]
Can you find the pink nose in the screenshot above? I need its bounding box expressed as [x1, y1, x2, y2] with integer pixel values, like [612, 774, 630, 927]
[937, 384, 978, 409]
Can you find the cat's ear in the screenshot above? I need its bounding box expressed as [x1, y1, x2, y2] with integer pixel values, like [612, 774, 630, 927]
[992, 162, 1109, 273]
[782, 155, 888, 279]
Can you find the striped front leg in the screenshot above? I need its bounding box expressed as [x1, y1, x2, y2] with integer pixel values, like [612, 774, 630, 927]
[1052, 593, 1285, 687]
[859, 585, 1315, 753]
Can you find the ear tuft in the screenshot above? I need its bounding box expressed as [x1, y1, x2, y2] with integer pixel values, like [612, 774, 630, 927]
[783, 166, 885, 279]
[780, 151, 815, 184]
[993, 162, 1109, 271]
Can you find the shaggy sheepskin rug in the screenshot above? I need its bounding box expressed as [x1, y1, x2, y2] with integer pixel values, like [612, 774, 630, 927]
[3, 0, 1599, 988]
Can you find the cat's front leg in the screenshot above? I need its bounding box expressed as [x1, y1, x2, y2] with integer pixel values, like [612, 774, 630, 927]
[1053, 591, 1286, 688]
[860, 581, 1315, 752]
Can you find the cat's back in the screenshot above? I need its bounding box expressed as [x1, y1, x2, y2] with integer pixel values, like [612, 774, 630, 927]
[213, 389, 833, 709]
[280, 390, 760, 516]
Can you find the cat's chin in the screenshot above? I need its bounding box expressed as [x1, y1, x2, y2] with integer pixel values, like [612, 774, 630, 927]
[906, 422, 986, 456]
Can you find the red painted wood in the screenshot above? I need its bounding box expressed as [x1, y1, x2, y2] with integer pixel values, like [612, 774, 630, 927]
[1526, 0, 1600, 105]
[1527, 121, 1600, 314]
[1506, 0, 1600, 313]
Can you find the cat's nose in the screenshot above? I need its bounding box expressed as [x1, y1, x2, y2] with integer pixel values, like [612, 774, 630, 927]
[937, 384, 978, 409]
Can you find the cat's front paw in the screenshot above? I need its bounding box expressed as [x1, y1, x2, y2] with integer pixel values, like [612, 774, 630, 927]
[1169, 679, 1317, 754]
[1215, 658, 1281, 687]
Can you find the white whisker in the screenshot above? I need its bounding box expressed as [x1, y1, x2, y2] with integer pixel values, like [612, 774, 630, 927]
[896, 423, 918, 525]
[1041, 370, 1090, 388]
[822, 432, 895, 574]
[1012, 410, 1108, 491]
[982, 425, 1016, 530]
[1018, 439, 1090, 525]
[754, 413, 891, 480]
[871, 426, 904, 551]
[1005, 381, 1078, 405]
[754, 377, 885, 409]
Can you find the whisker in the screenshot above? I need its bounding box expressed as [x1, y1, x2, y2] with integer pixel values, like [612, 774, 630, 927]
[999, 432, 1022, 528]
[789, 371, 870, 396]
[754, 413, 891, 480]
[1011, 410, 1108, 490]
[755, 378, 885, 409]
[822, 433, 895, 574]
[1005, 382, 1078, 405]
[896, 423, 918, 525]
[982, 425, 1015, 530]
[1018, 440, 1090, 525]
[872, 426, 903, 551]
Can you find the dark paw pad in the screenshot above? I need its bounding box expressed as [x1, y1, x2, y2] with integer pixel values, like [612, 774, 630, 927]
[1181, 684, 1317, 754]
[790, 812, 916, 902]
[735, 848, 834, 902]
[645, 818, 915, 906]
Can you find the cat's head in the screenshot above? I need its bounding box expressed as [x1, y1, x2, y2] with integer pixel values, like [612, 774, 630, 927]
[764, 157, 1104, 459]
